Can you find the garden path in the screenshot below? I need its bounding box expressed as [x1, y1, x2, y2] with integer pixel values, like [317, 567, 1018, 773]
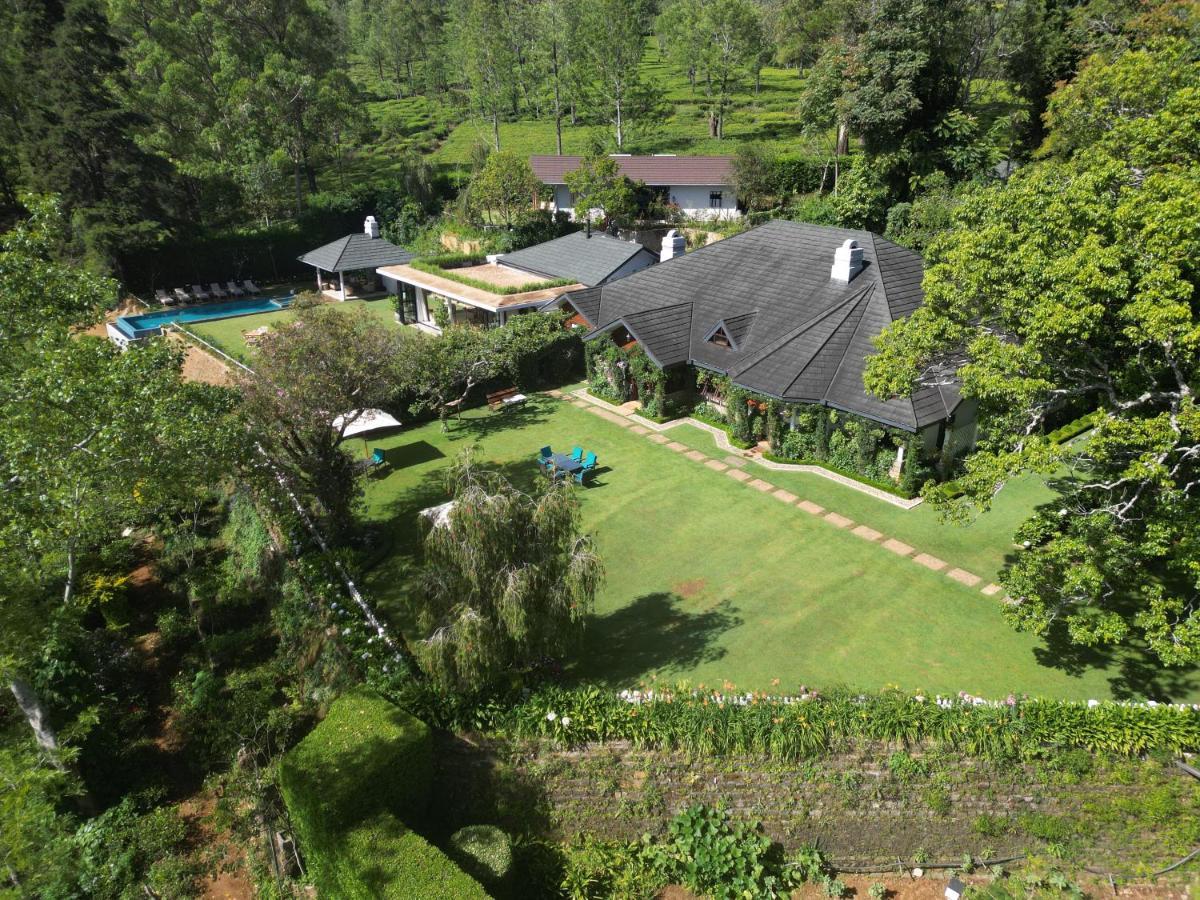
[552, 388, 1006, 601]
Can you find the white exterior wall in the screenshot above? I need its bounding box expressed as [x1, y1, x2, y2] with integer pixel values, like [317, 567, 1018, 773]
[551, 183, 741, 222]
[605, 252, 656, 283]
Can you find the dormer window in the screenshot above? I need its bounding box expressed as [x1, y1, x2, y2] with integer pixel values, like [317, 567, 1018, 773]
[707, 323, 734, 349]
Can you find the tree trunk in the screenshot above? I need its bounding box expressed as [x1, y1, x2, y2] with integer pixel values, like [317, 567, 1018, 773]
[836, 121, 849, 157]
[551, 46, 563, 156]
[492, 112, 501, 150]
[9, 675, 63, 766]
[614, 94, 624, 149]
[293, 161, 303, 216]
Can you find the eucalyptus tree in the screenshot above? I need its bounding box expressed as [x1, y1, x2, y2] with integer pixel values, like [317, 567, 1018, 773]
[451, 0, 519, 148]
[415, 451, 602, 691]
[574, 0, 650, 149]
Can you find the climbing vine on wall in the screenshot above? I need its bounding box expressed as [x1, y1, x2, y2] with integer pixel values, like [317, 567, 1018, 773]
[585, 337, 671, 417]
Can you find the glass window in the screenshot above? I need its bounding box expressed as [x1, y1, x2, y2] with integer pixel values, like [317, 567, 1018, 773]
[709, 191, 723, 209]
[396, 281, 418, 324]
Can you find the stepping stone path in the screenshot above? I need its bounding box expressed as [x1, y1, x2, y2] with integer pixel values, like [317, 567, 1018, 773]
[913, 553, 947, 572]
[947, 568, 982, 587]
[560, 388, 997, 597]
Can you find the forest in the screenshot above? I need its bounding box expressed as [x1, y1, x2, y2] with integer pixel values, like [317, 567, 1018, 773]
[2, 0, 1200, 897]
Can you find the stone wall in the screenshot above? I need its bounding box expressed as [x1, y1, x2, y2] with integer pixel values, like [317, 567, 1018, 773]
[431, 734, 1192, 872]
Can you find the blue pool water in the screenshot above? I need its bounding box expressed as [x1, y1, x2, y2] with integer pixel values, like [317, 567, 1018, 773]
[116, 293, 295, 340]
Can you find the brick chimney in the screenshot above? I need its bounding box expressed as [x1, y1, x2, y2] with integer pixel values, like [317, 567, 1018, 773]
[364, 215, 380, 239]
[830, 238, 864, 282]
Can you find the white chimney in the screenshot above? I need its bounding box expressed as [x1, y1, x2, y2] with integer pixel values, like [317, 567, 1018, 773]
[660, 229, 686, 262]
[831, 239, 864, 282]
[364, 215, 380, 239]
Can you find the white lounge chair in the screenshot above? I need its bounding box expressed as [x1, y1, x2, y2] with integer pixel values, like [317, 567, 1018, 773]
[209, 282, 228, 299]
[155, 288, 174, 306]
[173, 287, 191, 303]
[242, 279, 262, 295]
[225, 281, 245, 297]
[190, 284, 210, 301]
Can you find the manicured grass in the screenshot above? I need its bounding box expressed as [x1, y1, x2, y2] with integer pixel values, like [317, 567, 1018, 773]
[353, 393, 1200, 702]
[188, 297, 400, 363]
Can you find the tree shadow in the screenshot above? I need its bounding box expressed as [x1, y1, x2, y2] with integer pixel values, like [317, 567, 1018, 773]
[443, 398, 554, 442]
[575, 592, 742, 685]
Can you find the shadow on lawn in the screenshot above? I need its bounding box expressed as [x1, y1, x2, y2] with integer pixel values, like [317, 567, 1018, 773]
[1031, 620, 1200, 702]
[579, 592, 742, 685]
[443, 398, 554, 442]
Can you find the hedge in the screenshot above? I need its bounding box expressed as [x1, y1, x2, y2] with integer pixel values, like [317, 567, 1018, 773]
[1048, 410, 1103, 445]
[279, 690, 488, 898]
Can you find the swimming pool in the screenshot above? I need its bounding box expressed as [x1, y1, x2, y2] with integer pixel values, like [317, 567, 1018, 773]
[114, 293, 296, 341]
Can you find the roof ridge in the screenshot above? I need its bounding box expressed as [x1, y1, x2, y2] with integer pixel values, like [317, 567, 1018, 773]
[730, 285, 870, 379]
[817, 283, 883, 405]
[779, 286, 874, 397]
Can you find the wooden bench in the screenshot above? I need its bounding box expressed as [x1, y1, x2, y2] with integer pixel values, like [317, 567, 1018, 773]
[487, 386, 527, 410]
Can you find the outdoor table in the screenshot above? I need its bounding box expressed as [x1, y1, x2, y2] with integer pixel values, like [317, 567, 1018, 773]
[550, 453, 583, 474]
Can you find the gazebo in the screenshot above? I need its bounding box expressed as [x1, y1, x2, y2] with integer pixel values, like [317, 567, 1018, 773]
[299, 217, 414, 301]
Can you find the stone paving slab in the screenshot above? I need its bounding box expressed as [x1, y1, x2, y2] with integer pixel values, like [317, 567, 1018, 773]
[825, 512, 854, 528]
[852, 525, 882, 541]
[772, 489, 798, 503]
[547, 388, 564, 397]
[913, 553, 948, 572]
[748, 478, 774, 492]
[797, 500, 825, 515]
[882, 538, 914, 556]
[685, 450, 707, 462]
[725, 468, 751, 482]
[981, 583, 1003, 596]
[602, 411, 631, 427]
[647, 433, 670, 444]
[666, 441, 688, 452]
[572, 400, 589, 408]
[630, 425, 649, 435]
[705, 459, 729, 472]
[723, 455, 748, 468]
[947, 568, 982, 587]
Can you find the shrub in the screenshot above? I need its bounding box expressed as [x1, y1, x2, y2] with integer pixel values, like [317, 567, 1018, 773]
[279, 690, 487, 898]
[659, 804, 796, 899]
[450, 825, 513, 886]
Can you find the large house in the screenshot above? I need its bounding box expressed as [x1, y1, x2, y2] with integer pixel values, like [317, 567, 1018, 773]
[565, 220, 976, 455]
[376, 229, 656, 334]
[530, 155, 740, 222]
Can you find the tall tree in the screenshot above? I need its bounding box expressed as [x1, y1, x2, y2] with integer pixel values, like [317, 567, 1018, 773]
[864, 40, 1200, 666]
[563, 153, 638, 228]
[574, 0, 649, 148]
[467, 150, 542, 226]
[238, 300, 405, 541]
[415, 451, 602, 691]
[452, 0, 520, 148]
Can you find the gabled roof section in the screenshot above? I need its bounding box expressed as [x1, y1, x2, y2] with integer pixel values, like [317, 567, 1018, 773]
[299, 233, 414, 273]
[704, 311, 757, 351]
[590, 303, 693, 368]
[552, 286, 603, 327]
[582, 220, 954, 432]
[499, 230, 654, 287]
[531, 155, 734, 186]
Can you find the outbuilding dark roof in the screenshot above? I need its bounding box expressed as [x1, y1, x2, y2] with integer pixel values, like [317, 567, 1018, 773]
[580, 220, 959, 432]
[530, 155, 734, 186]
[499, 230, 656, 287]
[298, 233, 414, 273]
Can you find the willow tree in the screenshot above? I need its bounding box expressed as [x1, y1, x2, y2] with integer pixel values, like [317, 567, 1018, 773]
[415, 452, 603, 691]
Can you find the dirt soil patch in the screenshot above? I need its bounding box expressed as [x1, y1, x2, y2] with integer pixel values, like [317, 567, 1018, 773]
[673, 578, 707, 599]
[169, 332, 235, 386]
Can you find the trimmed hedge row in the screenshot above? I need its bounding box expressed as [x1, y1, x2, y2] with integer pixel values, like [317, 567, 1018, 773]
[279, 690, 488, 898]
[1048, 410, 1103, 444]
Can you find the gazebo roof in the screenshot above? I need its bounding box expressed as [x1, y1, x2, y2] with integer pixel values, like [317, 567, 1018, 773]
[299, 233, 414, 273]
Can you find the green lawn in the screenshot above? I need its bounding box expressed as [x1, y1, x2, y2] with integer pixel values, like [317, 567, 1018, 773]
[188, 297, 399, 364]
[353, 393, 1200, 702]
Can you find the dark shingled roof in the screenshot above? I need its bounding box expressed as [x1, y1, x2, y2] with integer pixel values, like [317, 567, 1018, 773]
[531, 155, 734, 186]
[298, 233, 414, 273]
[581, 220, 958, 432]
[499, 230, 656, 287]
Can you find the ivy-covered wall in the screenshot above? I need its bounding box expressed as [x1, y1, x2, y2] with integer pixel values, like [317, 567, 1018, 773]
[584, 334, 685, 420]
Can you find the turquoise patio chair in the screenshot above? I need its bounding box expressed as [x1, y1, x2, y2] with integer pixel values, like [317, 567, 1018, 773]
[574, 452, 597, 485]
[537, 446, 553, 471]
[570, 446, 583, 462]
